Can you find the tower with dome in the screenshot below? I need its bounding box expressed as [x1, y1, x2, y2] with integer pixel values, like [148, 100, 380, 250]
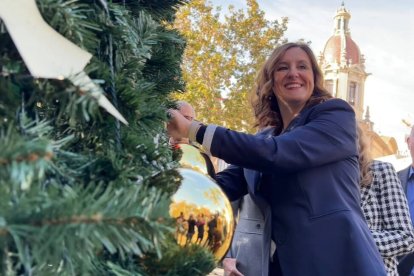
[318, 2, 398, 159]
[318, 2, 368, 120]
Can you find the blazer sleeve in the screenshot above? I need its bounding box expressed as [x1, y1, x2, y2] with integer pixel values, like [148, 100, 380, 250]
[207, 98, 357, 173]
[214, 164, 248, 202]
[370, 161, 414, 257]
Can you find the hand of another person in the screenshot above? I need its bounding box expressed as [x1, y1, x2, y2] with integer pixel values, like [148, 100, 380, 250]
[167, 109, 192, 141]
[169, 136, 190, 146]
[223, 258, 244, 276]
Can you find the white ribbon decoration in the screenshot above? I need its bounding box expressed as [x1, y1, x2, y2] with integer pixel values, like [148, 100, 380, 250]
[0, 0, 128, 125]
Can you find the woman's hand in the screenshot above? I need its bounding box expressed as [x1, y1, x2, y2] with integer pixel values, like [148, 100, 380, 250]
[167, 109, 192, 141]
[223, 258, 244, 276]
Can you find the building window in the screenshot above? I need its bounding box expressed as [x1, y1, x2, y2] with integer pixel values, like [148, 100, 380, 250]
[348, 82, 357, 105]
[325, 80, 334, 95]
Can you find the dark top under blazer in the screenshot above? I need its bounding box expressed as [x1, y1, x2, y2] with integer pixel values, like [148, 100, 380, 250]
[212, 98, 386, 276]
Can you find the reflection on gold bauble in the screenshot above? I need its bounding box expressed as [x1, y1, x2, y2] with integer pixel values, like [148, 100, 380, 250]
[177, 143, 211, 175]
[169, 144, 234, 261]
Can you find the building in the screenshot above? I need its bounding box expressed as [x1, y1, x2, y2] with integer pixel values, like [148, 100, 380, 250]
[318, 2, 397, 159]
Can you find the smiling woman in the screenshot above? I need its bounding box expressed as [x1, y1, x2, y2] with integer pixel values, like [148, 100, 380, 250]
[168, 42, 388, 275]
[251, 42, 330, 135]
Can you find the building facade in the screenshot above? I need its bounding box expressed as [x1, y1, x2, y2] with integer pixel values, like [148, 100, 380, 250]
[318, 3, 397, 158]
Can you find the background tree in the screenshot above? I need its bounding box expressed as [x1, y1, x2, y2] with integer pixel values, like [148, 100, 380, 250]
[172, 0, 231, 125]
[0, 0, 214, 275]
[173, 0, 288, 131]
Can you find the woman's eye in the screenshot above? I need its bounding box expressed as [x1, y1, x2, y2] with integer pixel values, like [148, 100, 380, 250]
[299, 64, 309, 70]
[277, 66, 288, 71]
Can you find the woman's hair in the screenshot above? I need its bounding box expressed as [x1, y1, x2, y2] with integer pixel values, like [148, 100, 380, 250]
[251, 42, 332, 133]
[357, 124, 373, 187]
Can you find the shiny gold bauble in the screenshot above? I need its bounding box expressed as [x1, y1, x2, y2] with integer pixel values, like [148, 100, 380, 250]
[169, 144, 234, 261]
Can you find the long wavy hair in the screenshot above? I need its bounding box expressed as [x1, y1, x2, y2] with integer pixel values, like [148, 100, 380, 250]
[251, 42, 332, 133]
[357, 124, 373, 187]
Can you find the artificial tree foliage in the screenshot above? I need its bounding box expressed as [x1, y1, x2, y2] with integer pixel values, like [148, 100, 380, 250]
[0, 0, 215, 274]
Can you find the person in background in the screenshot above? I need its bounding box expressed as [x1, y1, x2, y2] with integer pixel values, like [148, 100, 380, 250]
[169, 101, 195, 146]
[195, 213, 206, 244]
[175, 212, 186, 245]
[185, 214, 196, 245]
[358, 126, 414, 275]
[398, 125, 414, 276]
[205, 214, 217, 248]
[168, 42, 386, 275]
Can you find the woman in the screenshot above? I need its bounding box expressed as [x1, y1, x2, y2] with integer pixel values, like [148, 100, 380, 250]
[223, 126, 414, 276]
[359, 127, 414, 275]
[168, 42, 386, 275]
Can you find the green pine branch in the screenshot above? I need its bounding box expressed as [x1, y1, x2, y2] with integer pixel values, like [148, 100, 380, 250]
[0, 183, 172, 274]
[0, 0, 216, 274]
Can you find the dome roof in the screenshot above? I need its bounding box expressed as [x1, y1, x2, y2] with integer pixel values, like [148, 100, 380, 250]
[323, 35, 361, 65]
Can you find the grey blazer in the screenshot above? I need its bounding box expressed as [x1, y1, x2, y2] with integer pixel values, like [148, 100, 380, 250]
[227, 195, 269, 276]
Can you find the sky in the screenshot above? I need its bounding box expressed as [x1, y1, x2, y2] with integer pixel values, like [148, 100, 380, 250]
[208, 0, 414, 151]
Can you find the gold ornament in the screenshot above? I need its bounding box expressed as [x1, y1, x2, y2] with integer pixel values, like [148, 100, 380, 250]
[170, 144, 234, 261]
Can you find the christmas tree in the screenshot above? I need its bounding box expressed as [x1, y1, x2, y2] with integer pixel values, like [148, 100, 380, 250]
[0, 0, 215, 274]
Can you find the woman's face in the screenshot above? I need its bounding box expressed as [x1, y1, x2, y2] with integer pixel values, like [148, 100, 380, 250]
[273, 47, 314, 111]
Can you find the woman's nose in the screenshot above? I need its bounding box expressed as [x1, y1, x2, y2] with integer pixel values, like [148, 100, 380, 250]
[287, 68, 299, 78]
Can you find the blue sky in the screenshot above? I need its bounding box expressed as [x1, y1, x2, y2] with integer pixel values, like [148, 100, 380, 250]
[208, 0, 414, 150]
